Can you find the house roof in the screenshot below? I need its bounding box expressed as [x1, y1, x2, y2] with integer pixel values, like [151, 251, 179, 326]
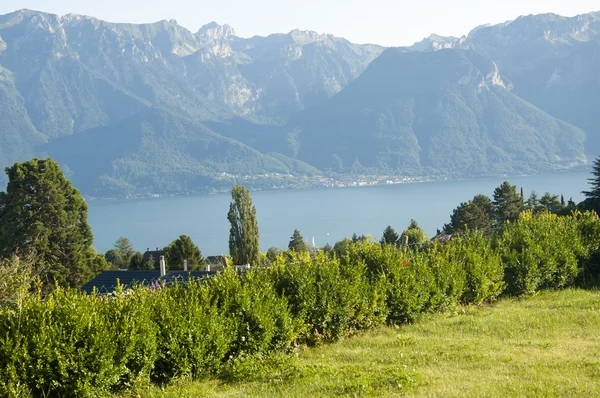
[81, 270, 216, 295]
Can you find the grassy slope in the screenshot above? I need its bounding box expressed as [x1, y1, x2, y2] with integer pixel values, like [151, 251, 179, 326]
[144, 289, 600, 397]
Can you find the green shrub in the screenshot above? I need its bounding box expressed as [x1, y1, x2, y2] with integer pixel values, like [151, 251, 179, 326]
[150, 280, 231, 385]
[447, 233, 504, 304]
[0, 287, 122, 397]
[499, 211, 587, 296]
[208, 267, 295, 357]
[269, 251, 387, 345]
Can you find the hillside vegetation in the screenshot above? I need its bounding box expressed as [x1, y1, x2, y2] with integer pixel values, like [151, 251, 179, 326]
[151, 289, 600, 397]
[1, 209, 599, 397]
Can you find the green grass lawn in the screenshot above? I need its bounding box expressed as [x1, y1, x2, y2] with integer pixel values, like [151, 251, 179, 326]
[143, 289, 600, 397]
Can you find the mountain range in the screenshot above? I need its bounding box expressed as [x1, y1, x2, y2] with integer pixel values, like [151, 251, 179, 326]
[0, 9, 598, 196]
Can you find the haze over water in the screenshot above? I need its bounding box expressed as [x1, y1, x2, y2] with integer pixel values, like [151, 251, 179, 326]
[88, 172, 590, 255]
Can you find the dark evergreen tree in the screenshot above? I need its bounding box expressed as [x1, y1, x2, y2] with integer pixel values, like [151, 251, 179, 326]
[288, 229, 310, 253]
[143, 255, 156, 270]
[163, 235, 204, 270]
[380, 225, 400, 246]
[228, 185, 260, 266]
[539, 192, 564, 214]
[128, 252, 145, 270]
[444, 194, 494, 234]
[583, 156, 600, 200]
[493, 181, 524, 224]
[0, 158, 100, 288]
[581, 157, 600, 213]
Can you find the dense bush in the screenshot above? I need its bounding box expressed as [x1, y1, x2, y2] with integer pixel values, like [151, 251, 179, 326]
[0, 211, 599, 396]
[499, 211, 590, 296]
[269, 251, 387, 344]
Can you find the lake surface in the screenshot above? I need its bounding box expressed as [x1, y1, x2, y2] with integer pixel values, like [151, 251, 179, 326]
[88, 172, 590, 255]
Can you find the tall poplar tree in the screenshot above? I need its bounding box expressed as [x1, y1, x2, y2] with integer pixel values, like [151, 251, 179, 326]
[227, 185, 260, 266]
[0, 158, 99, 288]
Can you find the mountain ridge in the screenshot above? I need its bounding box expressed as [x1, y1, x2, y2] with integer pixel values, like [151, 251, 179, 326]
[0, 8, 598, 195]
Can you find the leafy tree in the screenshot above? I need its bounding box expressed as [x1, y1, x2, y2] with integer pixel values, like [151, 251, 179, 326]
[380, 226, 400, 246]
[333, 238, 353, 257]
[163, 235, 205, 270]
[401, 219, 430, 247]
[288, 229, 310, 253]
[128, 252, 145, 270]
[322, 243, 333, 253]
[266, 247, 281, 263]
[104, 249, 125, 269]
[493, 181, 524, 225]
[228, 185, 260, 266]
[444, 194, 494, 234]
[113, 237, 135, 263]
[0, 158, 99, 288]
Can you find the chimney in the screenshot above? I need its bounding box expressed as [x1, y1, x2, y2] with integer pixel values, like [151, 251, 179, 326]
[146, 247, 149, 252]
[183, 259, 188, 272]
[159, 255, 166, 277]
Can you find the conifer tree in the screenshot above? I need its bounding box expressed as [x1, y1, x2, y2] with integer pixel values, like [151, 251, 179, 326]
[129, 252, 145, 270]
[0, 158, 100, 288]
[583, 157, 600, 201]
[288, 229, 310, 253]
[228, 185, 260, 266]
[380, 226, 400, 246]
[493, 181, 524, 224]
[163, 234, 204, 270]
[444, 194, 494, 234]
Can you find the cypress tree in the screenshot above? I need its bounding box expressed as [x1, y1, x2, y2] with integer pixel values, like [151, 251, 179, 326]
[227, 185, 260, 266]
[0, 158, 99, 288]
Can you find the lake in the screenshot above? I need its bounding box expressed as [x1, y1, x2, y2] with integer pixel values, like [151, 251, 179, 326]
[88, 172, 591, 255]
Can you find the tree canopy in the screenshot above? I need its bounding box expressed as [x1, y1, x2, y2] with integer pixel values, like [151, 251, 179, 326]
[0, 158, 102, 288]
[444, 194, 494, 234]
[380, 226, 400, 246]
[288, 229, 310, 253]
[581, 157, 600, 213]
[401, 219, 430, 247]
[493, 182, 524, 225]
[228, 185, 260, 266]
[163, 235, 204, 270]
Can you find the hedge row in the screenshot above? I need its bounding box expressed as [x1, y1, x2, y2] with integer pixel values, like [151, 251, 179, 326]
[0, 211, 598, 397]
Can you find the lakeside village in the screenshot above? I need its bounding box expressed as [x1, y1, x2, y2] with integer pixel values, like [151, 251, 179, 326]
[86, 172, 437, 200]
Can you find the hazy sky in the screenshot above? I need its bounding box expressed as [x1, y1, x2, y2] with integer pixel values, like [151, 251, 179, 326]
[1, 0, 598, 46]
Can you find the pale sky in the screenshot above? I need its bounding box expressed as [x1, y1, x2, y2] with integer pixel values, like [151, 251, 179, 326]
[1, 0, 598, 47]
